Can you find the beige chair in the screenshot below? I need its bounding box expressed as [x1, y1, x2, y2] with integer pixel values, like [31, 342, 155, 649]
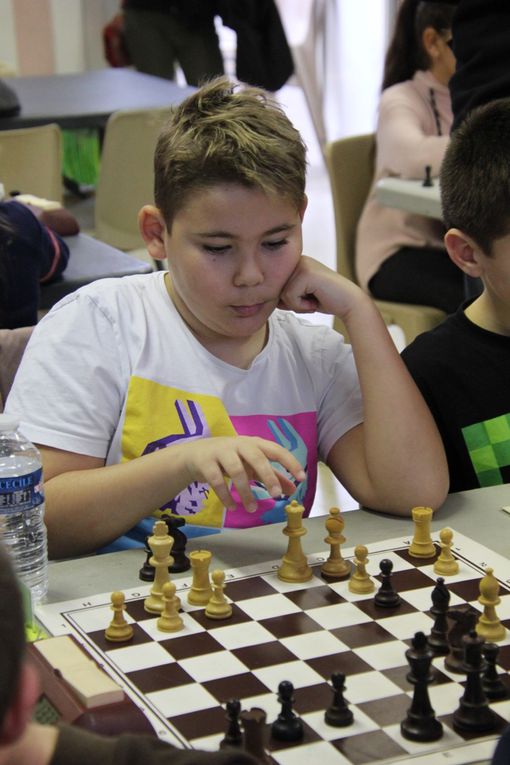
[94, 107, 171, 254]
[0, 124, 63, 204]
[324, 133, 446, 345]
[0, 327, 34, 413]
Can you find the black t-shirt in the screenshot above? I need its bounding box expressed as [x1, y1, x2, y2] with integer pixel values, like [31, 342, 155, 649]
[401, 306, 510, 493]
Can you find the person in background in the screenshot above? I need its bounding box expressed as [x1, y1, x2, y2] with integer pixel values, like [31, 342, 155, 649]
[122, 0, 224, 86]
[0, 200, 71, 330]
[0, 542, 258, 765]
[402, 97, 510, 493]
[356, 0, 463, 315]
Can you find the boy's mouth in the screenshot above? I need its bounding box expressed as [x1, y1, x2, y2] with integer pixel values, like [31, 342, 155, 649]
[231, 303, 265, 317]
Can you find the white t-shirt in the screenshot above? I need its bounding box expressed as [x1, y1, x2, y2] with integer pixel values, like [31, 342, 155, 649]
[6, 273, 363, 547]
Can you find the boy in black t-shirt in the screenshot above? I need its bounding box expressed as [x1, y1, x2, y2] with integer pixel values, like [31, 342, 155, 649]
[402, 97, 510, 492]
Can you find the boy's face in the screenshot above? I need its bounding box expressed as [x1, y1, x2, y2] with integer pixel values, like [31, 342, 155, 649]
[162, 184, 305, 354]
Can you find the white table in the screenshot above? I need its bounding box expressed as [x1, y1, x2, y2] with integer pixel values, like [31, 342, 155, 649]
[375, 177, 442, 220]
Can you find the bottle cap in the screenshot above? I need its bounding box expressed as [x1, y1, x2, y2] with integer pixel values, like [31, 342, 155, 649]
[0, 414, 20, 431]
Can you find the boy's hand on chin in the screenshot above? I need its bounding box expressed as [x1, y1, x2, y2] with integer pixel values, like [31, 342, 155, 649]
[278, 255, 364, 319]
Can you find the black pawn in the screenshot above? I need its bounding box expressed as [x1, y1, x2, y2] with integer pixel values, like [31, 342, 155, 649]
[162, 514, 190, 572]
[325, 672, 353, 727]
[482, 643, 508, 701]
[374, 558, 401, 608]
[422, 164, 433, 187]
[453, 630, 498, 733]
[428, 577, 450, 656]
[271, 680, 304, 742]
[401, 631, 443, 742]
[220, 699, 243, 749]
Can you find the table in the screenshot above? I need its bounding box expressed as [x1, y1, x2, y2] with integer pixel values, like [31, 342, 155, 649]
[39, 233, 152, 310]
[46, 480, 510, 603]
[375, 177, 442, 220]
[0, 69, 195, 131]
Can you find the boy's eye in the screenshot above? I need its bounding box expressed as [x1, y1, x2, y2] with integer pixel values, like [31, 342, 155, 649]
[264, 238, 288, 250]
[203, 244, 230, 254]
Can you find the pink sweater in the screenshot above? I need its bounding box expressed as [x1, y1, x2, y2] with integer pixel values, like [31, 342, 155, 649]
[356, 70, 453, 292]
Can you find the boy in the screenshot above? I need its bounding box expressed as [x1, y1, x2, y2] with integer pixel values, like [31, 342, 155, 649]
[0, 543, 258, 765]
[402, 97, 510, 492]
[6, 78, 447, 558]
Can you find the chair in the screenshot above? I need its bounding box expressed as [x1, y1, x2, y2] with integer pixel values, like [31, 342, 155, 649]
[324, 133, 446, 345]
[94, 107, 171, 253]
[0, 124, 63, 203]
[0, 326, 34, 412]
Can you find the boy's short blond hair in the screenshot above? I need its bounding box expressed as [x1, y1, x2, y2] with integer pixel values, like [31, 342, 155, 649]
[154, 77, 307, 229]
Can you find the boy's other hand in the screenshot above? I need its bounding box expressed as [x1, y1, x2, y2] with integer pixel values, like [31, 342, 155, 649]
[180, 436, 306, 513]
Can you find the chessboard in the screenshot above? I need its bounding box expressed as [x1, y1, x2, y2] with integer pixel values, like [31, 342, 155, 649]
[36, 530, 510, 765]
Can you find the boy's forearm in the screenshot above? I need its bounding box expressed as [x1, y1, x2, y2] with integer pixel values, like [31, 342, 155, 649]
[45, 448, 192, 559]
[340, 297, 449, 512]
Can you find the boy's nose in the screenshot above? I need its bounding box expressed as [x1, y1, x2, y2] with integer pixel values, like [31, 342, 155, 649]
[233, 255, 264, 286]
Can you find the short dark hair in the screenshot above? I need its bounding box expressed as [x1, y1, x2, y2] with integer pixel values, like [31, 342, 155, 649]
[154, 77, 307, 230]
[440, 97, 510, 255]
[0, 544, 25, 726]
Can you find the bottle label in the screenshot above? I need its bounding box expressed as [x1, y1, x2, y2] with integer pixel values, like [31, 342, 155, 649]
[0, 468, 44, 513]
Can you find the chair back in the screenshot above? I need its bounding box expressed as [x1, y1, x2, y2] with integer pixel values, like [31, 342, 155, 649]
[0, 326, 34, 412]
[0, 123, 63, 203]
[325, 134, 446, 344]
[94, 107, 171, 251]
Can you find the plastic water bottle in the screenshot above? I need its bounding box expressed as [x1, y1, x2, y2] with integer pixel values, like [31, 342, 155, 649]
[0, 414, 48, 602]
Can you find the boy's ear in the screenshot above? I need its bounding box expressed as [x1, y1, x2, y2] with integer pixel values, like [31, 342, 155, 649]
[0, 662, 40, 746]
[298, 194, 308, 222]
[138, 205, 167, 262]
[444, 228, 484, 278]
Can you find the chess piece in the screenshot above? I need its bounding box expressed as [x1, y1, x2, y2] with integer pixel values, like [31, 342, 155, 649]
[219, 699, 243, 749]
[161, 514, 190, 572]
[401, 631, 443, 742]
[427, 578, 450, 656]
[320, 507, 351, 580]
[240, 707, 271, 764]
[271, 680, 304, 742]
[433, 528, 459, 576]
[482, 643, 508, 701]
[324, 672, 353, 727]
[422, 164, 433, 187]
[453, 630, 499, 733]
[277, 500, 312, 583]
[348, 544, 375, 594]
[205, 569, 232, 619]
[408, 507, 435, 558]
[144, 520, 175, 614]
[374, 558, 401, 608]
[139, 536, 155, 582]
[157, 581, 184, 632]
[445, 604, 479, 674]
[105, 591, 134, 642]
[187, 549, 213, 605]
[476, 567, 507, 642]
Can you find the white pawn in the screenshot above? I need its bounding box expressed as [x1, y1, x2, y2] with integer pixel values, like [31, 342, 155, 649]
[105, 591, 134, 642]
[433, 528, 459, 576]
[157, 581, 184, 632]
[205, 569, 232, 620]
[348, 545, 375, 594]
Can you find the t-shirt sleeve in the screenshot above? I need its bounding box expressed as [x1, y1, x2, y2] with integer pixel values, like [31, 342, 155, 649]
[5, 291, 126, 458]
[315, 329, 364, 460]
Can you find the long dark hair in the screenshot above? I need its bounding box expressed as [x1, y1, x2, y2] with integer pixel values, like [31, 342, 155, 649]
[382, 0, 455, 90]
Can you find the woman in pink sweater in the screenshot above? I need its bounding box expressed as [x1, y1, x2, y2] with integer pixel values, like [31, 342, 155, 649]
[356, 0, 463, 314]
